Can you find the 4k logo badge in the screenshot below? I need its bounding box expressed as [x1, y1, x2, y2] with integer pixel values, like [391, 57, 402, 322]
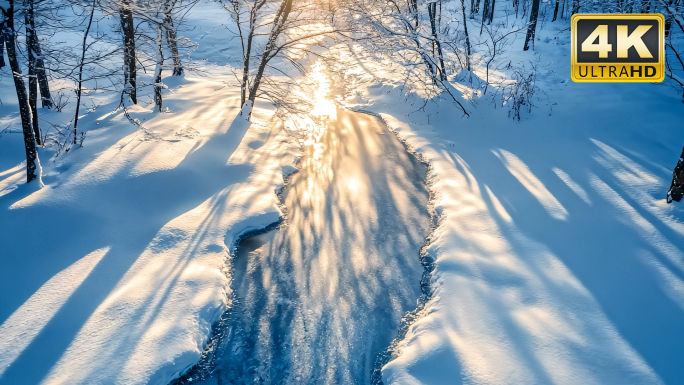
[571, 14, 665, 82]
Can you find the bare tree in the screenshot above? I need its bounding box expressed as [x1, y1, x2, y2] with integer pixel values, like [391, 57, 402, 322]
[552, 0, 560, 21]
[225, 0, 267, 107]
[560, 0, 566, 19]
[73, 0, 96, 144]
[666, 146, 684, 203]
[153, 24, 164, 111]
[24, 0, 53, 111]
[244, 0, 293, 105]
[459, 0, 472, 71]
[23, 0, 42, 144]
[1, 0, 41, 183]
[572, 0, 580, 14]
[427, 0, 446, 80]
[163, 2, 183, 76]
[119, 0, 137, 103]
[481, 23, 526, 93]
[488, 0, 495, 24]
[480, 0, 490, 34]
[523, 0, 540, 51]
[347, 0, 469, 115]
[223, 0, 342, 116]
[136, 0, 193, 77]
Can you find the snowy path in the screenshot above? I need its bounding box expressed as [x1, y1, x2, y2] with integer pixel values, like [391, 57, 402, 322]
[178, 108, 432, 384]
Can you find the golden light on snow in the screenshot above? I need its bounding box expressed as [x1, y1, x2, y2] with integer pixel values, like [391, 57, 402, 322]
[309, 62, 337, 121]
[345, 176, 361, 193]
[223, 96, 431, 382]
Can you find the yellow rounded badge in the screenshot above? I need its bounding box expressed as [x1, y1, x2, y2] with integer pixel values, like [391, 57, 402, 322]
[571, 14, 665, 82]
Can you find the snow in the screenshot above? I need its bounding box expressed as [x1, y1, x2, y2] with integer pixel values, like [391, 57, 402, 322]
[33, 154, 44, 188]
[0, 70, 299, 384]
[341, 25, 684, 385]
[2, 0, 684, 383]
[186, 107, 431, 384]
[0, 2, 301, 380]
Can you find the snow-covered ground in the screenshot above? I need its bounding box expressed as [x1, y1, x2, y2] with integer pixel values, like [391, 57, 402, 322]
[2, 0, 684, 384]
[0, 72, 300, 384]
[0, 3, 302, 383]
[340, 20, 684, 385]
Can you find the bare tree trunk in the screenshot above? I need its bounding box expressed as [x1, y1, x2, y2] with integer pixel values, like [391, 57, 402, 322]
[480, 0, 490, 33]
[120, 0, 137, 104]
[2, 0, 39, 183]
[666, 146, 684, 203]
[0, 18, 5, 68]
[230, 0, 264, 107]
[247, 0, 292, 105]
[154, 25, 164, 112]
[461, 0, 472, 70]
[241, 26, 253, 108]
[25, 0, 51, 109]
[73, 0, 95, 144]
[409, 0, 418, 27]
[523, 0, 540, 51]
[428, 1, 446, 80]
[552, 0, 560, 21]
[163, 12, 182, 76]
[560, 0, 566, 19]
[488, 0, 495, 24]
[34, 43, 51, 108]
[572, 0, 580, 15]
[24, 0, 41, 144]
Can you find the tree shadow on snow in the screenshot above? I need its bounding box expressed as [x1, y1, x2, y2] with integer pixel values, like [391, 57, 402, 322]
[450, 137, 684, 384]
[0, 95, 256, 384]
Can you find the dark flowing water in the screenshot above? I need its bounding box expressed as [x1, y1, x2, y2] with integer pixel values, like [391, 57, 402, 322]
[177, 109, 431, 385]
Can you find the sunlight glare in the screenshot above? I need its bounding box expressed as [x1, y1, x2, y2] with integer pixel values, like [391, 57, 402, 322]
[309, 62, 337, 121]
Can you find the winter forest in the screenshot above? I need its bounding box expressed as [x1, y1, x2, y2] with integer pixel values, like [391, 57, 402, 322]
[1, 0, 684, 383]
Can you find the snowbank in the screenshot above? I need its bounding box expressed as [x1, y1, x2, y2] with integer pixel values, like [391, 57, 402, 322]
[0, 67, 300, 384]
[343, 22, 684, 385]
[0, 1, 307, 382]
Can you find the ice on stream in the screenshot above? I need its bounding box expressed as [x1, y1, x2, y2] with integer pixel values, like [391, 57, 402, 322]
[180, 109, 431, 385]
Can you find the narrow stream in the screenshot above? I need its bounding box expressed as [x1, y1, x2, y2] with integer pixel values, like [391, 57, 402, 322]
[177, 108, 431, 384]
